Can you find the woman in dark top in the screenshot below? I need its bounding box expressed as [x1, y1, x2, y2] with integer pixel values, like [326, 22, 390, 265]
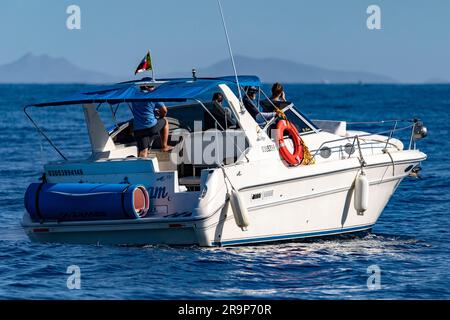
[260, 82, 289, 112]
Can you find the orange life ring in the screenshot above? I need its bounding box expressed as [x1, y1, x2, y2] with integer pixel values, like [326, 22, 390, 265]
[276, 120, 304, 166]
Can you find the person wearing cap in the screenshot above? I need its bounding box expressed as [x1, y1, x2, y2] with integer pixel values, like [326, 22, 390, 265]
[131, 84, 173, 157]
[242, 86, 260, 119]
[243, 86, 276, 125]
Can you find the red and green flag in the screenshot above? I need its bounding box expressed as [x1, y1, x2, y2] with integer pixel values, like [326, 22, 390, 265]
[134, 51, 153, 75]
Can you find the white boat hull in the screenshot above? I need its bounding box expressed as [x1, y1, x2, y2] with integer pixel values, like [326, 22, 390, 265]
[22, 151, 425, 247]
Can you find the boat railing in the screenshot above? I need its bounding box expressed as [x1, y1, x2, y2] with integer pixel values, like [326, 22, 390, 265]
[311, 119, 423, 161]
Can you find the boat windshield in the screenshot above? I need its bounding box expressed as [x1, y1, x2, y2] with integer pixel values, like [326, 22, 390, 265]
[105, 88, 319, 142]
[287, 105, 319, 134]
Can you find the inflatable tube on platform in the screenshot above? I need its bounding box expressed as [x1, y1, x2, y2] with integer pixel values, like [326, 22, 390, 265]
[24, 183, 149, 222]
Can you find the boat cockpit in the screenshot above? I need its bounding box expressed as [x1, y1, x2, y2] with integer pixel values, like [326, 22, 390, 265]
[24, 76, 320, 191]
[105, 90, 319, 189]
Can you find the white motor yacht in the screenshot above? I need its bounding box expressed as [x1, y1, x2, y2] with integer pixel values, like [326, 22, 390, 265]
[22, 76, 427, 246]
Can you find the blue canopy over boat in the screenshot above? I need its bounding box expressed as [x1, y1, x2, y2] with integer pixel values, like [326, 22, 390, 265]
[28, 76, 261, 107]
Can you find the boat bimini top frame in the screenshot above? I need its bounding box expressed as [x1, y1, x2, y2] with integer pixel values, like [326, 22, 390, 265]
[23, 75, 291, 163]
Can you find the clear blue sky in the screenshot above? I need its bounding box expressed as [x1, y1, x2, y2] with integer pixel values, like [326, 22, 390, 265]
[1, 0, 449, 82]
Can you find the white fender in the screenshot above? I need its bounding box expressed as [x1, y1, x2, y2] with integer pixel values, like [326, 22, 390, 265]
[229, 189, 250, 230]
[354, 172, 369, 215]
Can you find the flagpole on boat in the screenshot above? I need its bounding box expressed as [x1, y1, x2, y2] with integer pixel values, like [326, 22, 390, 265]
[150, 50, 155, 81]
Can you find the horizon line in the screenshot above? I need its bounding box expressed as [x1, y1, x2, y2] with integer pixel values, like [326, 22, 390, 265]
[1, 52, 447, 84]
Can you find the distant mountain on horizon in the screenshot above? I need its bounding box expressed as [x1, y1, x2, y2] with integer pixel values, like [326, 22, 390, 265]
[0, 53, 401, 84]
[169, 55, 397, 84]
[0, 53, 122, 84]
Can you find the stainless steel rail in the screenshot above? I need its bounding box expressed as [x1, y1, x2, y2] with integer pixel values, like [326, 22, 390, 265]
[311, 119, 418, 161]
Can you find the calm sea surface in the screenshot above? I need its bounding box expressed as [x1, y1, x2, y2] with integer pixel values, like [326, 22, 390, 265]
[0, 84, 449, 299]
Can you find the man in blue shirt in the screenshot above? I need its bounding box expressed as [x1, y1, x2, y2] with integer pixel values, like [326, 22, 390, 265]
[132, 85, 173, 157]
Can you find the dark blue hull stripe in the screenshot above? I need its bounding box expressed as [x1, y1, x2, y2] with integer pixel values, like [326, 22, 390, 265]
[213, 224, 374, 246]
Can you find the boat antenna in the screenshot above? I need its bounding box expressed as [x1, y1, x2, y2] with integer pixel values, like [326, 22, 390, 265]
[217, 0, 244, 110]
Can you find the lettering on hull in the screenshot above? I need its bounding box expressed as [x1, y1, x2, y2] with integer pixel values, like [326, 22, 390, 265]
[148, 186, 169, 199]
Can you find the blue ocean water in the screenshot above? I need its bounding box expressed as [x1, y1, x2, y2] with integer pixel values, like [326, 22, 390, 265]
[0, 84, 449, 299]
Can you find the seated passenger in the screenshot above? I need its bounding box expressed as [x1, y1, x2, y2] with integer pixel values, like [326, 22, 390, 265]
[203, 92, 236, 130]
[243, 86, 275, 125]
[242, 86, 260, 119]
[131, 85, 173, 157]
[260, 82, 290, 112]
